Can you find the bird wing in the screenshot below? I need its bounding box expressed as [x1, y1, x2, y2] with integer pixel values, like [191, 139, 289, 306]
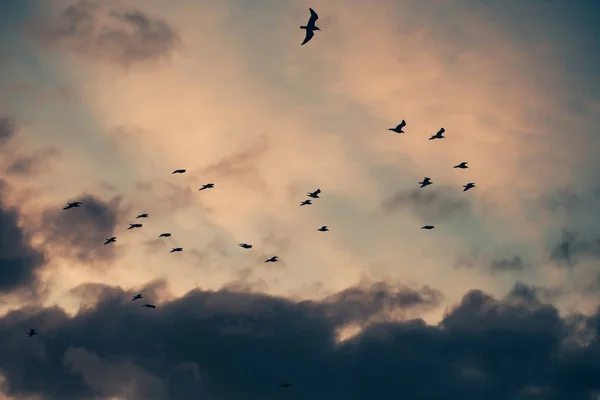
[308, 8, 319, 24]
[301, 29, 314, 45]
[315, 189, 321, 194]
[399, 120, 406, 128]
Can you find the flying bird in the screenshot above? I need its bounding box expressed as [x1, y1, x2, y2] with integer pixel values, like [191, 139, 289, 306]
[429, 128, 446, 140]
[136, 213, 149, 219]
[463, 182, 476, 192]
[300, 8, 320, 45]
[280, 383, 292, 388]
[63, 201, 82, 210]
[104, 237, 117, 245]
[128, 223, 142, 230]
[199, 183, 215, 191]
[132, 294, 143, 301]
[307, 188, 321, 198]
[421, 225, 435, 230]
[239, 243, 253, 249]
[388, 120, 406, 134]
[172, 169, 186, 174]
[170, 247, 183, 253]
[318, 226, 329, 232]
[265, 256, 278, 263]
[300, 199, 312, 206]
[142, 304, 156, 309]
[418, 177, 432, 188]
[159, 233, 171, 238]
[454, 162, 468, 169]
[26, 328, 38, 337]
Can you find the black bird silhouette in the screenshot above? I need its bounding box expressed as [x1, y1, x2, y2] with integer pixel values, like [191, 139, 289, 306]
[159, 233, 171, 238]
[142, 304, 156, 309]
[300, 8, 320, 45]
[280, 383, 292, 388]
[265, 256, 278, 263]
[132, 294, 143, 301]
[170, 247, 183, 253]
[388, 120, 406, 133]
[128, 223, 142, 230]
[318, 226, 329, 232]
[239, 243, 253, 249]
[172, 169, 186, 174]
[199, 183, 215, 191]
[104, 237, 117, 245]
[307, 188, 321, 198]
[419, 177, 432, 188]
[300, 199, 312, 206]
[421, 225, 435, 230]
[429, 128, 446, 140]
[26, 328, 38, 337]
[454, 161, 468, 169]
[136, 213, 149, 219]
[63, 201, 82, 210]
[463, 182, 476, 192]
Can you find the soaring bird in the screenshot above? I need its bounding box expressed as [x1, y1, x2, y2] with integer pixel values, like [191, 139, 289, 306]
[300, 199, 312, 206]
[265, 256, 278, 263]
[63, 201, 82, 210]
[307, 188, 321, 198]
[463, 182, 476, 192]
[280, 383, 292, 388]
[136, 213, 149, 219]
[142, 304, 156, 309]
[170, 247, 183, 253]
[421, 225, 435, 230]
[172, 169, 186, 174]
[429, 128, 445, 140]
[199, 183, 215, 191]
[318, 226, 329, 232]
[419, 177, 433, 188]
[239, 243, 253, 249]
[128, 223, 142, 230]
[26, 328, 38, 337]
[132, 294, 143, 301]
[159, 233, 171, 238]
[104, 237, 117, 245]
[388, 120, 406, 134]
[454, 162, 468, 169]
[300, 8, 320, 45]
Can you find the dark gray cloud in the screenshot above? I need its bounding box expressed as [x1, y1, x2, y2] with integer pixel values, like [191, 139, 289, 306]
[489, 255, 529, 273]
[1, 282, 600, 399]
[6, 147, 60, 176]
[30, 0, 180, 67]
[382, 186, 471, 222]
[455, 251, 531, 275]
[0, 117, 14, 144]
[549, 230, 600, 267]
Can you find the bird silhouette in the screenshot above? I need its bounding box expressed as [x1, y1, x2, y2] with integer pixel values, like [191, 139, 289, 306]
[172, 169, 186, 174]
[104, 237, 117, 245]
[128, 223, 142, 230]
[239, 243, 253, 249]
[454, 162, 468, 169]
[388, 120, 406, 133]
[199, 183, 215, 191]
[419, 177, 433, 188]
[142, 304, 156, 309]
[318, 226, 329, 232]
[63, 201, 82, 210]
[159, 233, 171, 238]
[307, 188, 321, 198]
[300, 199, 312, 206]
[463, 182, 476, 192]
[26, 328, 38, 337]
[136, 213, 149, 219]
[429, 128, 445, 140]
[170, 247, 183, 253]
[421, 225, 435, 230]
[265, 256, 278, 263]
[132, 294, 143, 301]
[300, 8, 320, 45]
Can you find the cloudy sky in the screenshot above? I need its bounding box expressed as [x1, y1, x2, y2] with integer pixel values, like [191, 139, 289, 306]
[0, 0, 599, 398]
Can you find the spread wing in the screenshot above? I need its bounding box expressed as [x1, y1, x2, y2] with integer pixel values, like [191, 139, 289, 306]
[315, 189, 321, 194]
[398, 120, 406, 129]
[301, 29, 315, 45]
[308, 8, 319, 24]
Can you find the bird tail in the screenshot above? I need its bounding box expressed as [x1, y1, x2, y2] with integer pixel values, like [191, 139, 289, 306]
[300, 25, 307, 29]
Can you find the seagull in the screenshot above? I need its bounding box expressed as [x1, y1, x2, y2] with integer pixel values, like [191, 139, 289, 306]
[318, 226, 329, 232]
[280, 383, 292, 388]
[159, 233, 171, 238]
[418, 177, 433, 188]
[142, 304, 156, 309]
[104, 237, 117, 245]
[128, 223, 143, 230]
[429, 128, 445, 140]
[388, 120, 406, 134]
[172, 169, 186, 174]
[454, 162, 468, 169]
[463, 182, 476, 192]
[170, 247, 183, 253]
[63, 201, 82, 210]
[136, 213, 149, 219]
[26, 328, 38, 337]
[421, 225, 435, 230]
[132, 294, 143, 301]
[239, 243, 253, 249]
[199, 183, 214, 191]
[300, 8, 320, 45]
[265, 256, 278, 263]
[300, 200, 312, 206]
[307, 188, 321, 198]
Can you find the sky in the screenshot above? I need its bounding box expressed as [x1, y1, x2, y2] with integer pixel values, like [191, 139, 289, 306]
[0, 0, 600, 398]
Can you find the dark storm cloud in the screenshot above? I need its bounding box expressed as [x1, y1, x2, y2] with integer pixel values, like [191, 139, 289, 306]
[382, 186, 471, 222]
[549, 230, 600, 267]
[30, 0, 180, 66]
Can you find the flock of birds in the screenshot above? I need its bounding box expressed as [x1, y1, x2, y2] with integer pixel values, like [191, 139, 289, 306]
[24, 7, 476, 390]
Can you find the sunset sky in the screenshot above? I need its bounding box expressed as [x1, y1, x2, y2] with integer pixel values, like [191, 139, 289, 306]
[1, 0, 600, 398]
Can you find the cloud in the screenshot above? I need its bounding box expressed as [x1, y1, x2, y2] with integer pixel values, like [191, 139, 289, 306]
[489, 255, 529, 273]
[6, 148, 60, 176]
[0, 118, 14, 145]
[549, 230, 600, 267]
[381, 186, 472, 222]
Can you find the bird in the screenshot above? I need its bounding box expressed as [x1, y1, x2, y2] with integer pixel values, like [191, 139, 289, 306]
[63, 201, 82, 210]
[421, 225, 435, 230]
[463, 182, 476, 192]
[26, 328, 38, 337]
[132, 294, 143, 301]
[300, 200, 312, 206]
[142, 304, 156, 309]
[170, 247, 183, 253]
[279, 383, 292, 388]
[265, 256, 278, 263]
[429, 128, 445, 140]
[172, 169, 186, 174]
[388, 120, 406, 134]
[454, 162, 468, 169]
[104, 237, 117, 245]
[239, 243, 253, 249]
[419, 177, 433, 188]
[307, 188, 321, 198]
[136, 213, 149, 219]
[300, 8, 320, 45]
[318, 226, 329, 232]
[128, 223, 143, 230]
[199, 183, 215, 191]
[159, 233, 171, 238]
